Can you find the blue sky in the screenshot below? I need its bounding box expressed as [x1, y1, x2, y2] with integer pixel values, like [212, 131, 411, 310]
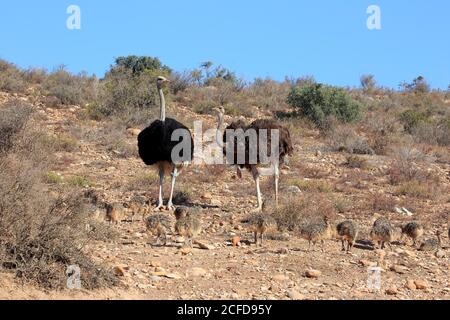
[0, 0, 448, 89]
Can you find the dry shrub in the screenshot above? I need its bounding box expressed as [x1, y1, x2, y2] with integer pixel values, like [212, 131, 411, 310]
[273, 193, 335, 231]
[0, 101, 117, 289]
[371, 193, 397, 212]
[394, 180, 441, 199]
[345, 155, 368, 169]
[387, 144, 430, 185]
[326, 123, 374, 155]
[0, 60, 27, 93]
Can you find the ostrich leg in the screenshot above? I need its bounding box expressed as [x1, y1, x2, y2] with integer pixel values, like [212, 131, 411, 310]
[274, 163, 280, 207]
[154, 165, 165, 211]
[251, 166, 263, 211]
[166, 166, 178, 211]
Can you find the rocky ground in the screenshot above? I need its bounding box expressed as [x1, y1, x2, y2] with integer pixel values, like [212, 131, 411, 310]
[0, 91, 449, 300]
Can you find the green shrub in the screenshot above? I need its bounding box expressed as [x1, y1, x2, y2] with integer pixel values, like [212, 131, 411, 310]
[287, 83, 363, 128]
[399, 110, 428, 134]
[68, 176, 93, 188]
[44, 171, 64, 184]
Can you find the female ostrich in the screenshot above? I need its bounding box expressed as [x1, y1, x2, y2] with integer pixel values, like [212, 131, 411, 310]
[138, 76, 194, 211]
[214, 106, 293, 210]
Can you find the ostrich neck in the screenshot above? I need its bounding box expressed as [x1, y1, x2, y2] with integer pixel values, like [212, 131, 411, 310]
[216, 113, 225, 146]
[159, 88, 166, 121]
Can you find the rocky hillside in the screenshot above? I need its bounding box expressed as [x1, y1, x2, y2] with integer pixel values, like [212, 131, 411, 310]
[0, 88, 449, 300]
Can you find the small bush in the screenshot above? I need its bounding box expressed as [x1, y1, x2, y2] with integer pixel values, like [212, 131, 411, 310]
[327, 123, 374, 155]
[394, 181, 438, 199]
[44, 171, 64, 184]
[273, 194, 335, 232]
[0, 60, 27, 92]
[287, 83, 363, 128]
[345, 155, 368, 169]
[287, 178, 332, 193]
[41, 134, 79, 152]
[43, 66, 98, 106]
[399, 110, 429, 134]
[68, 176, 93, 188]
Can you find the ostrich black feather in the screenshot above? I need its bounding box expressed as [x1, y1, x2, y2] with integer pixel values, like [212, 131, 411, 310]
[138, 118, 194, 166]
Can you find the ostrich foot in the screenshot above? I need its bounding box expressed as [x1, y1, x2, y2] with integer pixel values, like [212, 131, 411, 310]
[153, 204, 165, 211]
[166, 203, 176, 211]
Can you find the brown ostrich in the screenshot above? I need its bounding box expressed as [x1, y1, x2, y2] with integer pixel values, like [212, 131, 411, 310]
[214, 106, 293, 210]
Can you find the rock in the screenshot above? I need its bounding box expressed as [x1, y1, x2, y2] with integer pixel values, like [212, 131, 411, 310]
[374, 249, 385, 257]
[277, 248, 290, 255]
[194, 240, 215, 250]
[305, 269, 321, 278]
[315, 150, 322, 157]
[165, 273, 182, 280]
[390, 265, 408, 274]
[126, 128, 141, 136]
[179, 247, 192, 255]
[286, 186, 301, 194]
[287, 290, 305, 300]
[401, 207, 413, 216]
[151, 271, 166, 277]
[359, 259, 376, 267]
[210, 199, 222, 206]
[435, 250, 446, 258]
[149, 260, 161, 268]
[414, 280, 428, 290]
[386, 286, 398, 295]
[188, 267, 207, 277]
[150, 276, 162, 282]
[201, 192, 212, 200]
[113, 266, 126, 277]
[403, 250, 416, 258]
[174, 236, 185, 243]
[405, 280, 417, 290]
[232, 236, 241, 247]
[272, 274, 289, 282]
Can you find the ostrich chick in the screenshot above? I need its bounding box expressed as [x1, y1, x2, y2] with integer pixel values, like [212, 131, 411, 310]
[299, 217, 333, 251]
[419, 230, 442, 252]
[400, 222, 424, 247]
[241, 213, 277, 246]
[145, 214, 173, 246]
[105, 203, 122, 225]
[370, 218, 394, 250]
[335, 220, 358, 252]
[174, 207, 201, 247]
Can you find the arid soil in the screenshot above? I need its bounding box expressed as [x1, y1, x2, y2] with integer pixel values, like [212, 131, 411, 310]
[0, 91, 449, 300]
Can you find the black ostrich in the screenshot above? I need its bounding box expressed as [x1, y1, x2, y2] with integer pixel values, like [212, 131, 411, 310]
[137, 76, 194, 211]
[214, 106, 293, 210]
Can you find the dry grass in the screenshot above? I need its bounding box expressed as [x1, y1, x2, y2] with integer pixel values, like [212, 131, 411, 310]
[0, 101, 117, 289]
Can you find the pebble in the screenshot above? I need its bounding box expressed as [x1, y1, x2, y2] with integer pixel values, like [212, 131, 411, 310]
[287, 290, 305, 300]
[305, 269, 321, 278]
[188, 267, 207, 277]
[414, 280, 429, 290]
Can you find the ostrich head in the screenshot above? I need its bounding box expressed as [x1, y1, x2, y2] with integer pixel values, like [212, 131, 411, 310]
[156, 76, 170, 90]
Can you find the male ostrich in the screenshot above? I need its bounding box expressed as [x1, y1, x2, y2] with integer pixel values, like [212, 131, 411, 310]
[138, 76, 194, 211]
[214, 106, 293, 210]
